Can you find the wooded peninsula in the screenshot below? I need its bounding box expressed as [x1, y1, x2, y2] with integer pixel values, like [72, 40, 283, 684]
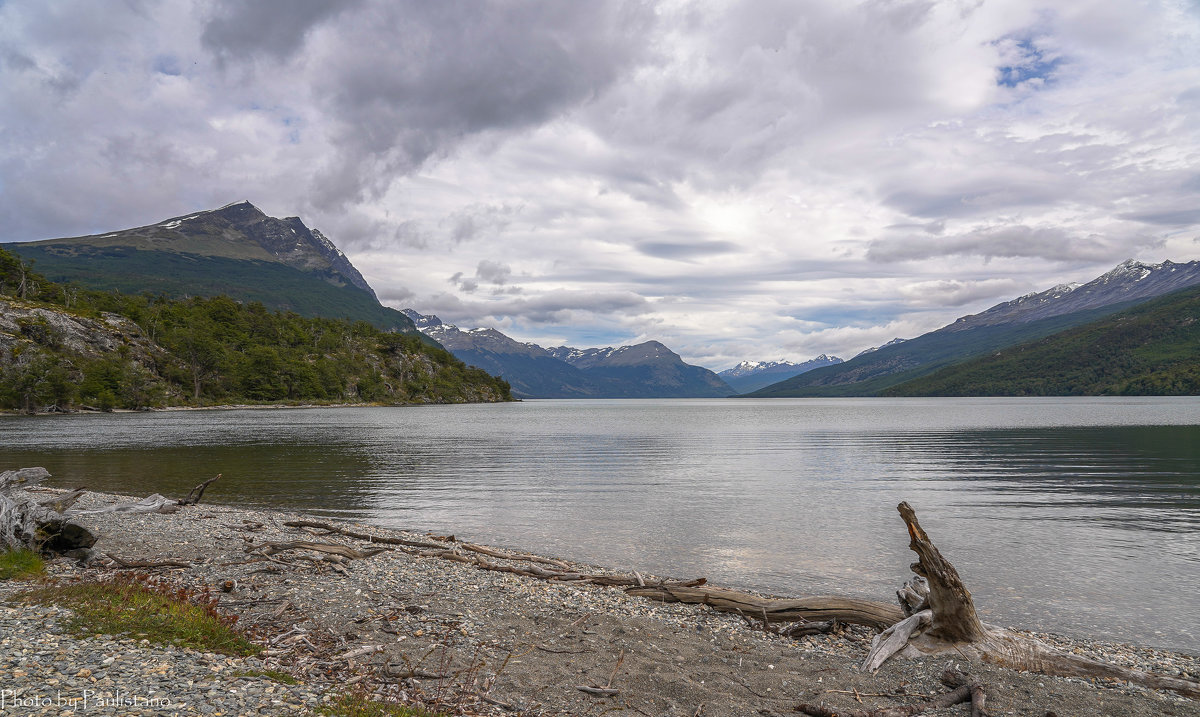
[0, 247, 512, 412]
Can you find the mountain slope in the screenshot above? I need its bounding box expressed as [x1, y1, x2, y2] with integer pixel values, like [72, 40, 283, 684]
[548, 341, 734, 397]
[4, 202, 418, 334]
[406, 311, 734, 398]
[883, 284, 1200, 396]
[403, 311, 604, 398]
[718, 356, 843, 394]
[747, 259, 1200, 397]
[0, 247, 512, 411]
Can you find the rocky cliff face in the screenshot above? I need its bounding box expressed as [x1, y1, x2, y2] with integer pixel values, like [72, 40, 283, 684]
[0, 298, 161, 368]
[204, 202, 378, 299]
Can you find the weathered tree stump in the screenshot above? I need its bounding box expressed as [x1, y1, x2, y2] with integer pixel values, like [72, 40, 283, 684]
[863, 502, 1200, 700]
[1, 467, 221, 555]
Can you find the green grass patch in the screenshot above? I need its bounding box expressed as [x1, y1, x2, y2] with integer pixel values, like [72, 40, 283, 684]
[12, 575, 259, 656]
[316, 694, 444, 717]
[0, 548, 45, 580]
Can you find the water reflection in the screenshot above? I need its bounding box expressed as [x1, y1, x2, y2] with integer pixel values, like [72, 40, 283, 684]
[1, 398, 1197, 653]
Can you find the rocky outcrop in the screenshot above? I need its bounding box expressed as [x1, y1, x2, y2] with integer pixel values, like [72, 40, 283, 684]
[0, 298, 161, 368]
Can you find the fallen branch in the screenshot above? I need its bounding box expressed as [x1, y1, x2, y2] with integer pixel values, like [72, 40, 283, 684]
[780, 620, 838, 638]
[459, 542, 572, 569]
[246, 541, 387, 560]
[337, 644, 384, 661]
[178, 474, 222, 506]
[384, 665, 451, 680]
[282, 520, 446, 550]
[104, 553, 192, 569]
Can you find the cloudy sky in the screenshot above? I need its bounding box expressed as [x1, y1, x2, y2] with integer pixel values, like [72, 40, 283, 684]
[2, 0, 1199, 369]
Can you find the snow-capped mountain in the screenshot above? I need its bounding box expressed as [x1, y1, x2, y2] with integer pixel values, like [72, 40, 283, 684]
[718, 356, 844, 394]
[402, 312, 734, 398]
[548, 341, 679, 369]
[943, 259, 1200, 332]
[852, 339, 908, 359]
[746, 258, 1200, 397]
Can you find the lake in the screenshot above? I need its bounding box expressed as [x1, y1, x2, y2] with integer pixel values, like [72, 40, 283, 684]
[2, 397, 1198, 654]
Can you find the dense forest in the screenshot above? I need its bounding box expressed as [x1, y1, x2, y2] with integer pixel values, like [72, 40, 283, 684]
[883, 284, 1200, 396]
[0, 247, 512, 412]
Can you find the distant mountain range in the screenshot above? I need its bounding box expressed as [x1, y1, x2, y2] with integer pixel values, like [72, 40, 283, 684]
[717, 357, 843, 394]
[884, 282, 1200, 396]
[747, 259, 1200, 397]
[4, 201, 420, 335]
[404, 311, 733, 398]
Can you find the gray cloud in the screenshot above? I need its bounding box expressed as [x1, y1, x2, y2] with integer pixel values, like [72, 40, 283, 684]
[882, 179, 1073, 219]
[1121, 209, 1200, 227]
[475, 260, 512, 285]
[426, 290, 649, 327]
[296, 1, 656, 208]
[867, 224, 1162, 263]
[448, 272, 478, 293]
[636, 240, 739, 261]
[202, 0, 358, 63]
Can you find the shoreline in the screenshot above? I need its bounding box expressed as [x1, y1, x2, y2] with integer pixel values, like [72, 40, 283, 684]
[1, 488, 1197, 715]
[0, 399, 528, 418]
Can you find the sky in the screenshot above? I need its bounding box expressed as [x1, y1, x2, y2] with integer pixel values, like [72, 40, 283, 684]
[2, 0, 1199, 370]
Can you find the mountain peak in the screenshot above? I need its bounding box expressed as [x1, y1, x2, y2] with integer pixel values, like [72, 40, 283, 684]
[1100, 258, 1161, 283]
[717, 354, 844, 393]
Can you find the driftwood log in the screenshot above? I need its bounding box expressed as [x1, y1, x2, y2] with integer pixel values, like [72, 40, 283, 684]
[0, 467, 222, 555]
[863, 501, 1200, 700]
[626, 584, 904, 631]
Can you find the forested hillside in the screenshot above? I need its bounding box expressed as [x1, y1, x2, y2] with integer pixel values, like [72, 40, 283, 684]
[0, 247, 511, 412]
[883, 285, 1200, 396]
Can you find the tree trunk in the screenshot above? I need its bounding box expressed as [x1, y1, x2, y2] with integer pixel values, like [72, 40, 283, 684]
[862, 502, 1200, 700]
[1, 467, 220, 555]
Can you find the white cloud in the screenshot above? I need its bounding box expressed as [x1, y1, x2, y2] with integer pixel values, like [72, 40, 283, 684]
[2, 0, 1199, 367]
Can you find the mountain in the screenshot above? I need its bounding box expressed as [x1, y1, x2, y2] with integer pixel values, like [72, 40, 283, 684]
[747, 259, 1200, 397]
[942, 259, 1200, 331]
[546, 341, 734, 397]
[718, 356, 843, 394]
[853, 338, 907, 358]
[0, 247, 512, 412]
[4, 201, 419, 334]
[883, 283, 1200, 396]
[404, 311, 603, 398]
[404, 311, 734, 398]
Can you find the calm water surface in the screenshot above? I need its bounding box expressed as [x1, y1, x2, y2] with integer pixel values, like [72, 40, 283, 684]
[2, 398, 1198, 653]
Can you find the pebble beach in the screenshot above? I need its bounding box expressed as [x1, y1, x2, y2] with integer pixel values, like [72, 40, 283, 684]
[1, 488, 1198, 716]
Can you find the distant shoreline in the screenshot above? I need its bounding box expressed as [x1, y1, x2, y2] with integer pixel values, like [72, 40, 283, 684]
[0, 398, 528, 417]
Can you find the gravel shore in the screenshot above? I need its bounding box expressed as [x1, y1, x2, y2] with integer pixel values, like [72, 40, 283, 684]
[2, 488, 1197, 716]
